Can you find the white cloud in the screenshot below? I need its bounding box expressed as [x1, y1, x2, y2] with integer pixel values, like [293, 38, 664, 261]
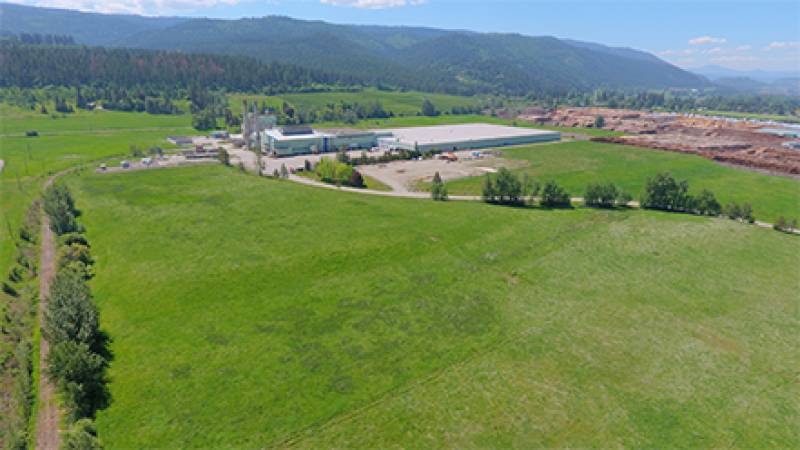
[658, 48, 696, 56]
[734, 45, 751, 52]
[9, 0, 244, 15]
[711, 55, 757, 63]
[688, 36, 727, 45]
[703, 46, 723, 54]
[320, 0, 424, 8]
[765, 41, 800, 50]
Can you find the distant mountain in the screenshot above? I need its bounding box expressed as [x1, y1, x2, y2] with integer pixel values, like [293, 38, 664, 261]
[713, 76, 768, 92]
[693, 65, 800, 83]
[704, 73, 800, 96]
[0, 3, 712, 95]
[0, 2, 187, 46]
[560, 39, 666, 65]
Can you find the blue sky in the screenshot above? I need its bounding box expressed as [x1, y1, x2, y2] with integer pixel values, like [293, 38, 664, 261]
[11, 0, 800, 71]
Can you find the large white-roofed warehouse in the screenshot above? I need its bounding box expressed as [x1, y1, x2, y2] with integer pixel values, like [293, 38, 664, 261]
[260, 123, 560, 157]
[377, 124, 560, 152]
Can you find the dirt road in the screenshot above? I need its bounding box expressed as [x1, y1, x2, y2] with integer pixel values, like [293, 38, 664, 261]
[35, 177, 61, 450]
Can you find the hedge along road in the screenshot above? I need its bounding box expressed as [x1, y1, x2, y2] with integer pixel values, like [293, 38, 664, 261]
[286, 174, 798, 234]
[34, 169, 74, 450]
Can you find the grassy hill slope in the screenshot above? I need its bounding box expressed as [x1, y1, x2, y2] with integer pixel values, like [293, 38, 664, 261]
[69, 165, 799, 447]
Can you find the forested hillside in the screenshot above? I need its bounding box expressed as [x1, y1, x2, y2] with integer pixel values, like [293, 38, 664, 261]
[0, 43, 358, 91]
[0, 3, 711, 96]
[0, 2, 185, 45]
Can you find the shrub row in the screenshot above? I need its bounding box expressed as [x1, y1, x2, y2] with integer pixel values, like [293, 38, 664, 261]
[347, 148, 441, 166]
[641, 172, 760, 223]
[42, 183, 105, 448]
[0, 202, 40, 449]
[474, 170, 792, 234]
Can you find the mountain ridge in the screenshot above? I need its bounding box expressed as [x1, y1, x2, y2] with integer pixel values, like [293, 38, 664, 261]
[0, 3, 712, 95]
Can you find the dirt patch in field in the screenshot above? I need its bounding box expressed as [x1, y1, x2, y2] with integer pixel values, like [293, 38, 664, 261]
[357, 150, 519, 193]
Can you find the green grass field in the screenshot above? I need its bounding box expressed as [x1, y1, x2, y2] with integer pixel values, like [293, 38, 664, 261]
[67, 165, 799, 448]
[0, 105, 192, 278]
[297, 169, 392, 192]
[437, 140, 800, 223]
[229, 89, 481, 117]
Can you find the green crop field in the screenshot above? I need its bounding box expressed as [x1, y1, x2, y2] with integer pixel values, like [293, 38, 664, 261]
[436, 140, 800, 223]
[67, 165, 799, 448]
[229, 89, 481, 117]
[0, 104, 193, 278]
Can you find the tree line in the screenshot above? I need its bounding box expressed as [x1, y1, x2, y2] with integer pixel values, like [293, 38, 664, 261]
[0, 32, 76, 46]
[454, 169, 795, 233]
[42, 183, 106, 448]
[524, 88, 800, 117]
[0, 202, 40, 448]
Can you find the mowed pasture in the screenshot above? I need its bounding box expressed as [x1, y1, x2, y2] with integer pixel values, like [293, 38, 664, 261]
[70, 165, 799, 448]
[228, 88, 481, 116]
[440, 140, 800, 223]
[0, 105, 192, 277]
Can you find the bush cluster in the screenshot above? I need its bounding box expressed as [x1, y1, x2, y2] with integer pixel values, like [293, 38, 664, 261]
[42, 183, 109, 439]
[481, 168, 570, 208]
[430, 172, 448, 201]
[640, 172, 764, 222]
[640, 172, 723, 216]
[723, 201, 754, 223]
[349, 148, 440, 166]
[773, 217, 799, 233]
[43, 183, 82, 235]
[313, 157, 365, 188]
[0, 202, 41, 448]
[584, 182, 632, 208]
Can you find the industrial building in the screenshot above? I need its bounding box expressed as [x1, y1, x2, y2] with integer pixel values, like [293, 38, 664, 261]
[377, 124, 561, 152]
[261, 123, 560, 157]
[261, 127, 392, 156]
[242, 100, 278, 150]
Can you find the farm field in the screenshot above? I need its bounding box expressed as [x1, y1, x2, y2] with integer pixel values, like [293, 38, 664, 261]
[439, 140, 800, 223]
[0, 105, 192, 278]
[229, 89, 481, 116]
[69, 165, 799, 448]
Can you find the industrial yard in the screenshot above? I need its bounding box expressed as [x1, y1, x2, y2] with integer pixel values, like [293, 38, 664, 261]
[518, 107, 800, 176]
